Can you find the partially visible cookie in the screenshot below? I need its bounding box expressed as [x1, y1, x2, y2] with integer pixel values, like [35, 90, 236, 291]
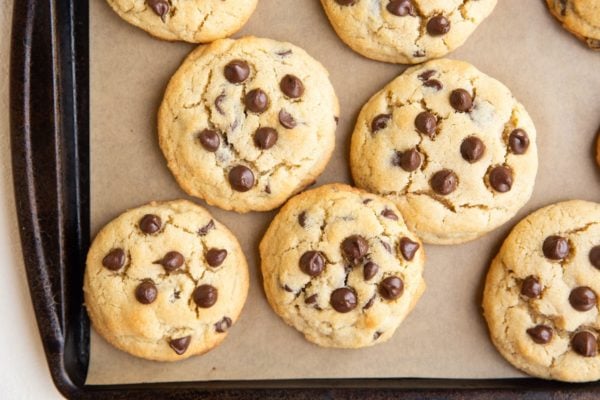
[320, 0, 497, 64]
[260, 184, 425, 348]
[596, 129, 600, 167]
[159, 37, 339, 213]
[546, 0, 600, 50]
[105, 0, 257, 43]
[84, 200, 249, 361]
[350, 58, 538, 244]
[483, 200, 600, 382]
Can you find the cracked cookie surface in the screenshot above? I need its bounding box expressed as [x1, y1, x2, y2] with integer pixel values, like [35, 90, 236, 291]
[260, 184, 425, 348]
[105, 0, 257, 43]
[546, 0, 600, 50]
[320, 0, 497, 64]
[483, 200, 600, 382]
[84, 200, 249, 361]
[158, 37, 339, 213]
[350, 58, 538, 244]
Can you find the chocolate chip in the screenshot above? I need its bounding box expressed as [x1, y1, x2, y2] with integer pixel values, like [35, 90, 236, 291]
[415, 111, 437, 137]
[363, 198, 373, 204]
[193, 284, 218, 308]
[229, 165, 255, 192]
[569, 287, 597, 311]
[140, 214, 161, 234]
[341, 235, 369, 263]
[521, 276, 542, 298]
[224, 60, 250, 84]
[334, 0, 356, 5]
[450, 89, 473, 112]
[371, 114, 391, 133]
[418, 70, 436, 81]
[206, 248, 228, 267]
[299, 251, 325, 277]
[373, 331, 382, 340]
[393, 148, 422, 172]
[305, 294, 318, 305]
[135, 280, 158, 304]
[431, 169, 458, 195]
[280, 75, 304, 98]
[147, 0, 169, 21]
[265, 185, 271, 194]
[363, 262, 379, 281]
[542, 235, 569, 260]
[399, 237, 419, 261]
[330, 287, 358, 313]
[413, 50, 426, 58]
[298, 211, 307, 227]
[489, 166, 513, 193]
[198, 220, 215, 236]
[509, 129, 530, 154]
[424, 79, 443, 91]
[382, 209, 399, 220]
[572, 331, 598, 357]
[158, 251, 184, 272]
[215, 317, 232, 333]
[590, 246, 600, 269]
[386, 0, 416, 16]
[380, 240, 392, 253]
[244, 89, 269, 113]
[102, 248, 125, 271]
[461, 136, 485, 163]
[526, 325, 553, 344]
[283, 284, 293, 293]
[363, 295, 376, 310]
[215, 94, 226, 115]
[254, 127, 278, 150]
[279, 109, 296, 129]
[276, 49, 292, 57]
[199, 129, 220, 152]
[379, 276, 404, 300]
[169, 336, 191, 355]
[427, 15, 451, 36]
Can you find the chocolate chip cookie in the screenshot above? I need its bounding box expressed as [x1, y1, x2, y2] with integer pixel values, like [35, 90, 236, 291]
[546, 0, 600, 50]
[158, 37, 339, 213]
[260, 184, 425, 348]
[84, 200, 249, 361]
[105, 0, 257, 43]
[483, 200, 600, 381]
[350, 58, 538, 244]
[320, 0, 497, 64]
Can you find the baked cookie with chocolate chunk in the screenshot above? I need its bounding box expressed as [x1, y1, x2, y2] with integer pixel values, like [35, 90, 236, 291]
[260, 184, 425, 348]
[84, 200, 249, 361]
[350, 58, 538, 244]
[105, 0, 257, 43]
[483, 200, 600, 381]
[159, 37, 339, 213]
[320, 0, 497, 64]
[546, 0, 600, 50]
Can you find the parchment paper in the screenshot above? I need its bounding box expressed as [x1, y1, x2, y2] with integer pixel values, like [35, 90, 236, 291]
[88, 0, 600, 384]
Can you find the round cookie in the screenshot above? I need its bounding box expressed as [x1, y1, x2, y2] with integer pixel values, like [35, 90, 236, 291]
[483, 200, 600, 382]
[158, 37, 339, 213]
[84, 200, 249, 361]
[546, 0, 600, 50]
[105, 0, 257, 43]
[320, 0, 497, 64]
[260, 184, 426, 348]
[350, 58, 538, 244]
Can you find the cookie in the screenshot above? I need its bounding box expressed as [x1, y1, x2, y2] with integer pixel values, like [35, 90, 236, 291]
[350, 58, 538, 244]
[546, 0, 600, 50]
[260, 184, 425, 348]
[483, 200, 600, 382]
[158, 37, 339, 213]
[596, 129, 600, 168]
[83, 200, 249, 361]
[320, 0, 497, 64]
[105, 0, 257, 43]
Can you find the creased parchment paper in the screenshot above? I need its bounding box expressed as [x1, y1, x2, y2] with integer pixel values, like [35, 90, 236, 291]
[88, 0, 600, 384]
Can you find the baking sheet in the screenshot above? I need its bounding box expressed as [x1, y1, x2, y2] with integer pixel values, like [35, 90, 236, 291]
[88, 0, 600, 384]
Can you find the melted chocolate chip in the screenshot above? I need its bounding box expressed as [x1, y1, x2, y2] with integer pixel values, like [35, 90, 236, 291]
[569, 287, 597, 311]
[199, 129, 220, 152]
[280, 75, 304, 98]
[299, 251, 325, 277]
[509, 129, 530, 154]
[147, 0, 169, 21]
[169, 336, 191, 355]
[424, 79, 443, 91]
[265, 185, 271, 194]
[450, 89, 473, 112]
[380, 240, 392, 253]
[373, 331, 382, 340]
[193, 285, 218, 308]
[305, 294, 318, 305]
[198, 220, 215, 236]
[460, 136, 485, 163]
[431, 169, 458, 195]
[521, 276, 542, 299]
[102, 248, 125, 271]
[379, 276, 404, 300]
[330, 287, 358, 313]
[399, 237, 419, 261]
[254, 127, 278, 150]
[590, 246, 600, 270]
[279, 109, 296, 129]
[363, 262, 379, 281]
[229, 165, 255, 192]
[334, 0, 356, 5]
[418, 70, 436, 81]
[298, 211, 307, 227]
[215, 317, 232, 333]
[283, 285, 293, 293]
[382, 209, 399, 220]
[206, 248, 228, 267]
[215, 94, 226, 115]
[372, 114, 391, 133]
[415, 111, 437, 137]
[542, 236, 569, 260]
[386, 0, 416, 16]
[341, 235, 369, 263]
[364, 295, 376, 310]
[140, 214, 161, 234]
[427, 15, 451, 36]
[526, 325, 553, 344]
[489, 166, 513, 193]
[244, 89, 269, 113]
[158, 251, 184, 272]
[572, 331, 598, 357]
[394, 149, 422, 172]
[224, 60, 250, 84]
[135, 280, 158, 304]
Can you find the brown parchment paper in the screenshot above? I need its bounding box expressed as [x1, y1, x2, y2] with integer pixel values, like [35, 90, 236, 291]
[87, 0, 600, 384]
